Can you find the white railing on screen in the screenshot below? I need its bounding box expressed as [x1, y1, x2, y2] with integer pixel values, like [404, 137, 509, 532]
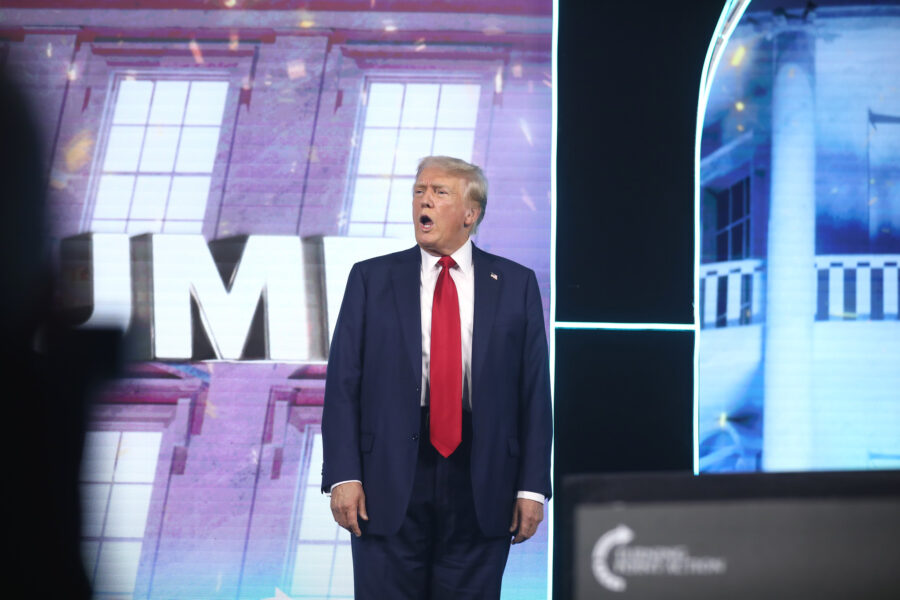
[814, 255, 900, 321]
[699, 254, 900, 329]
[700, 258, 764, 328]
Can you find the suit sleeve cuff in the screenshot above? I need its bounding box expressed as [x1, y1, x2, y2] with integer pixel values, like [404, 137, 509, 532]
[326, 480, 362, 497]
[517, 491, 546, 504]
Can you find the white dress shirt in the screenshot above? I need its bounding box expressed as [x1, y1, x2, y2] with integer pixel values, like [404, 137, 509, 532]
[330, 239, 544, 504]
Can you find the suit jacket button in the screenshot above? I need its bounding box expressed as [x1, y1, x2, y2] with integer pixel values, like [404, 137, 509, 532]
[412, 433, 419, 441]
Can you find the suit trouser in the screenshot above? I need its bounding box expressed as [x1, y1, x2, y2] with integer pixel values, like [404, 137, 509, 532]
[351, 408, 511, 599]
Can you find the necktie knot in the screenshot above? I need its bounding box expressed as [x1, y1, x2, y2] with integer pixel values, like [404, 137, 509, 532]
[438, 255, 456, 270]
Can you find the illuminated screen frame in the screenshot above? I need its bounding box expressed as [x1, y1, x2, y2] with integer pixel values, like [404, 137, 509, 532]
[691, 0, 754, 474]
[0, 2, 557, 597]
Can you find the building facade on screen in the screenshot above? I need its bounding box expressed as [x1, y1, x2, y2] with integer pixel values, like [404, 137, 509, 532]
[0, 2, 552, 598]
[698, 3, 900, 473]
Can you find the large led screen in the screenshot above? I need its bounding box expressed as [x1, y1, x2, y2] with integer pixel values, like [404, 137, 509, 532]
[697, 1, 900, 473]
[1, 2, 553, 598]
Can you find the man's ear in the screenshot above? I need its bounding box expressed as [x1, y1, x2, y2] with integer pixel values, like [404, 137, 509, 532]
[464, 204, 481, 228]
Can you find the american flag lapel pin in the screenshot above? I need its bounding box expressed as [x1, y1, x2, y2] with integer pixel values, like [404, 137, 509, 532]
[490, 272, 498, 280]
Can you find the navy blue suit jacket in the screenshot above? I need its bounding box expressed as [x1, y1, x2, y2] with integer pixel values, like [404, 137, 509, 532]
[321, 244, 552, 537]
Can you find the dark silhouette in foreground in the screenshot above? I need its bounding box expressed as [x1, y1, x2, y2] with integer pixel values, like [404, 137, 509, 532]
[2, 65, 120, 599]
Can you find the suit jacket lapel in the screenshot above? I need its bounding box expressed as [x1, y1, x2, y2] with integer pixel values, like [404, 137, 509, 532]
[392, 246, 423, 387]
[472, 245, 500, 400]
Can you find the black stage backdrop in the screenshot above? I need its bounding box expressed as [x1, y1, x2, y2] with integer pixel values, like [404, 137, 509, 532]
[554, 1, 725, 596]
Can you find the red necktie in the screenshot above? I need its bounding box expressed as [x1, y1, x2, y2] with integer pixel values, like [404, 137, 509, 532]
[430, 255, 462, 457]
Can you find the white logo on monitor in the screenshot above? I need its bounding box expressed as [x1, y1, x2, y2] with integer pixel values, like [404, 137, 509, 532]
[591, 524, 727, 592]
[591, 524, 634, 592]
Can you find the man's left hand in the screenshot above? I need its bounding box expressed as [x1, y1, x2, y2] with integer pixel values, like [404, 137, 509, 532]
[509, 498, 543, 544]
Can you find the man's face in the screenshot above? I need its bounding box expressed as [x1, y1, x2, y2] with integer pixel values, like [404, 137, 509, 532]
[413, 166, 480, 257]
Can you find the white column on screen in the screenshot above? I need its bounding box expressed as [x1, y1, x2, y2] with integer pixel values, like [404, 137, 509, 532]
[726, 271, 741, 324]
[704, 272, 718, 326]
[885, 266, 899, 317]
[752, 268, 763, 323]
[828, 265, 844, 319]
[763, 29, 816, 472]
[856, 264, 871, 318]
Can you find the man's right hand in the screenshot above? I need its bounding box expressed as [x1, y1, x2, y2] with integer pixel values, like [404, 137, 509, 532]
[330, 481, 368, 537]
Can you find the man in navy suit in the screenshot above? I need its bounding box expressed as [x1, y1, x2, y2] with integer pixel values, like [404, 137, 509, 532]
[321, 156, 552, 599]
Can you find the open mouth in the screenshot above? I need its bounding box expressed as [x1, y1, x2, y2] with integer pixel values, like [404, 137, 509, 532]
[419, 214, 434, 232]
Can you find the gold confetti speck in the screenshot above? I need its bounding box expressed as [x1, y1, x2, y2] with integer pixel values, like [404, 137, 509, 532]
[189, 39, 204, 65]
[518, 118, 533, 146]
[205, 400, 219, 419]
[520, 189, 535, 212]
[65, 129, 94, 172]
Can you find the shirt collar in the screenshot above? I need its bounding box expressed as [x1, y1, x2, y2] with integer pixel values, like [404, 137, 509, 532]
[419, 238, 473, 275]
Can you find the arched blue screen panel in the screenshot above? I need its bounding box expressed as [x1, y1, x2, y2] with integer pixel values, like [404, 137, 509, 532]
[696, 0, 900, 473]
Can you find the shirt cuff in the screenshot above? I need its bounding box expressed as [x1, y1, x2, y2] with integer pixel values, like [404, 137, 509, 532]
[517, 491, 546, 504]
[326, 480, 362, 497]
